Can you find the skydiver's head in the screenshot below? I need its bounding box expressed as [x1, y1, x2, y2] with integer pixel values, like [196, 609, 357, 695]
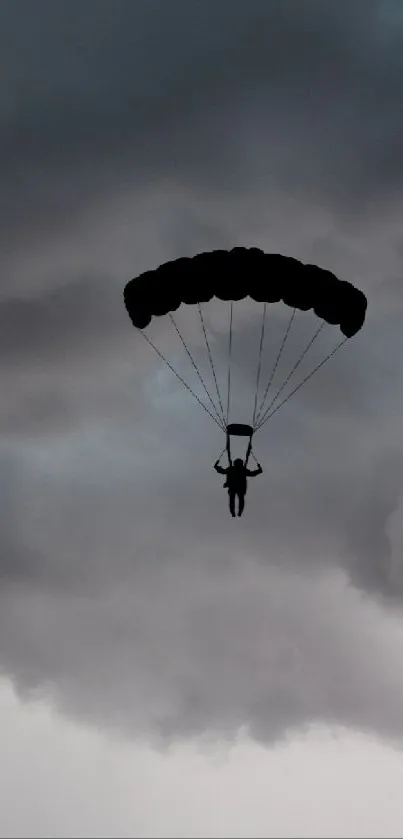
[234, 458, 244, 469]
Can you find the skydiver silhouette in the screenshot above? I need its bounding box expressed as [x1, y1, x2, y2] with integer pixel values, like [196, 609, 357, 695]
[214, 456, 263, 517]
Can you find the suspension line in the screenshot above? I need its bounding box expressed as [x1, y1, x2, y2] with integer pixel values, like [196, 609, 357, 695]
[197, 303, 226, 426]
[255, 336, 347, 431]
[256, 320, 325, 429]
[137, 328, 226, 430]
[254, 307, 296, 427]
[226, 302, 233, 424]
[169, 313, 224, 427]
[252, 302, 267, 427]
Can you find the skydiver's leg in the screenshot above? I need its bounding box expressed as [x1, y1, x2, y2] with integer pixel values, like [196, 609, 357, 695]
[228, 491, 236, 517]
[237, 493, 245, 517]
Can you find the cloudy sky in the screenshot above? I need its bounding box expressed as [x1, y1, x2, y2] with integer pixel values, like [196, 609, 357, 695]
[2, 1, 403, 835]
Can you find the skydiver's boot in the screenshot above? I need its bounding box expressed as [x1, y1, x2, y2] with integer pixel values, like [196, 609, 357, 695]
[229, 493, 236, 517]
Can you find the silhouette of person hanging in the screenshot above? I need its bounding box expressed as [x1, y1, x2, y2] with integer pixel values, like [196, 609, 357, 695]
[214, 435, 262, 517]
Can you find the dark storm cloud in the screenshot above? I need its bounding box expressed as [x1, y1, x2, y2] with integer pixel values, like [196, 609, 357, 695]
[1, 0, 403, 750]
[1, 0, 403, 257]
[0, 275, 123, 366]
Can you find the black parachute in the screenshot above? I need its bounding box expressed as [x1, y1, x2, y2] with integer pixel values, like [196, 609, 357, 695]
[123, 247, 367, 462]
[124, 247, 366, 338]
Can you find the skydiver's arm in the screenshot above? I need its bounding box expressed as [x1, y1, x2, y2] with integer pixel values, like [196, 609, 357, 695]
[214, 462, 228, 474]
[245, 464, 263, 476]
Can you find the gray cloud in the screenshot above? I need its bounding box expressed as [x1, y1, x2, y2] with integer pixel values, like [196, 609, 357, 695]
[2, 0, 403, 257]
[1, 0, 403, 751]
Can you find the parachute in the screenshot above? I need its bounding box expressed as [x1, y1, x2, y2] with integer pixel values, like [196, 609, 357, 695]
[123, 247, 367, 463]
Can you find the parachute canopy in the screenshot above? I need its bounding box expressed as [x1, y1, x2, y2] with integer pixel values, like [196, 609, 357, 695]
[123, 248, 368, 440]
[124, 247, 367, 338]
